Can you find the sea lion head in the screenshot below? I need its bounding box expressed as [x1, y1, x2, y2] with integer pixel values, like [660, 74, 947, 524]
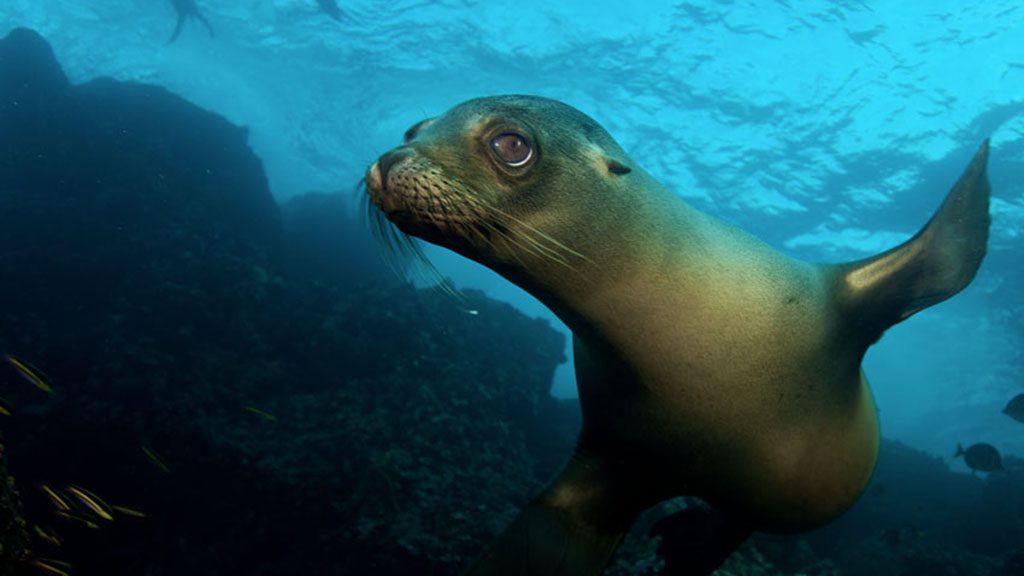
[364, 96, 636, 274]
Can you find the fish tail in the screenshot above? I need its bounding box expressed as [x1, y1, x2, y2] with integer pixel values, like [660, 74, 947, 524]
[954, 443, 965, 458]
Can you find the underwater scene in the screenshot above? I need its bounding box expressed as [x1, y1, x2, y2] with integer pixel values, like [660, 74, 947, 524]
[0, 1, 1022, 575]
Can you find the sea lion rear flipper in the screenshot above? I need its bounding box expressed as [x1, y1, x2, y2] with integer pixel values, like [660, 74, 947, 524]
[839, 140, 990, 342]
[461, 452, 633, 576]
[197, 14, 215, 38]
[649, 507, 752, 576]
[168, 14, 187, 44]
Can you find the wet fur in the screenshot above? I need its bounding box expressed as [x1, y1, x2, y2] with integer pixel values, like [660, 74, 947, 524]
[364, 96, 992, 575]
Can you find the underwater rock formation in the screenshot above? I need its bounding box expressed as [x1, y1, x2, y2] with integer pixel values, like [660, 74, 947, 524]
[0, 26, 282, 388]
[0, 27, 573, 575]
[0, 439, 31, 576]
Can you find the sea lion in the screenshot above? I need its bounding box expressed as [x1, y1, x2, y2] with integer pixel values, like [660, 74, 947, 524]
[167, 0, 214, 44]
[316, 0, 347, 21]
[364, 95, 991, 575]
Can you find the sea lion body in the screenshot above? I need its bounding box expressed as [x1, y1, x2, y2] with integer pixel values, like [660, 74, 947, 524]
[365, 96, 990, 574]
[167, 0, 214, 44]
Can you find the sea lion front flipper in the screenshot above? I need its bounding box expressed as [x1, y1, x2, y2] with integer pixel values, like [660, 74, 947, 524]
[461, 451, 633, 576]
[840, 140, 991, 343]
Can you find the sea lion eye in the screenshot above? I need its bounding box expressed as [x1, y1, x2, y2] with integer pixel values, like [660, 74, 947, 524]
[490, 132, 533, 167]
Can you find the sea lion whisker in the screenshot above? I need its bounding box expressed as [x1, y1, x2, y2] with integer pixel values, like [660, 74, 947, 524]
[481, 213, 576, 269]
[477, 220, 550, 266]
[447, 193, 578, 267]
[508, 228, 574, 268]
[485, 203, 592, 266]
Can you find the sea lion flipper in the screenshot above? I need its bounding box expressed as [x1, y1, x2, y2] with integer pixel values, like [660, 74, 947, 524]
[462, 452, 631, 576]
[168, 14, 187, 44]
[198, 14, 215, 38]
[840, 139, 990, 340]
[649, 507, 752, 576]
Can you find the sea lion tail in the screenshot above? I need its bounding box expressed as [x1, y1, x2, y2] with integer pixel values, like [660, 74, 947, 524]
[461, 452, 634, 576]
[838, 140, 991, 344]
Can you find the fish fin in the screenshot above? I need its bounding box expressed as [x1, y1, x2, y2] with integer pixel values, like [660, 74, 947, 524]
[462, 451, 632, 576]
[954, 443, 965, 458]
[838, 140, 990, 345]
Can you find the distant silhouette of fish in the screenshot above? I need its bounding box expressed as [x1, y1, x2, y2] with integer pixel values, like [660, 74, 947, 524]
[1003, 393, 1024, 423]
[4, 353, 53, 394]
[316, 0, 347, 21]
[954, 442, 1005, 474]
[168, 0, 215, 44]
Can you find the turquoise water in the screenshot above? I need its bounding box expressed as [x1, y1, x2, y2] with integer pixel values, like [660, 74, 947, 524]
[3, 0, 1021, 465]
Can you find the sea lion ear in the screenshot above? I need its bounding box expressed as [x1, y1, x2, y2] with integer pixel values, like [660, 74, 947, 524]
[605, 158, 632, 176]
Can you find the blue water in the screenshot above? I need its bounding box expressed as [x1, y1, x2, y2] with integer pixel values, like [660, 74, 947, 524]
[3, 0, 1022, 469]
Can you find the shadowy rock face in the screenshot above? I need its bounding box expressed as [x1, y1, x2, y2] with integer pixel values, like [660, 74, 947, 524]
[0, 26, 282, 392]
[0, 27, 575, 576]
[0, 439, 31, 576]
[0, 27, 69, 114]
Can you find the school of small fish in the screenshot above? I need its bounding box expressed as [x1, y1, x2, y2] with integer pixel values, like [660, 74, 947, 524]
[3, 351, 283, 575]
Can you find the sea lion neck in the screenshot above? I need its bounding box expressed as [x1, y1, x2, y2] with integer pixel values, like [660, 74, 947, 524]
[498, 173, 724, 342]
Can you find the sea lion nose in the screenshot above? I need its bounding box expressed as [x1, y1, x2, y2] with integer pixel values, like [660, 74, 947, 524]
[377, 149, 410, 185]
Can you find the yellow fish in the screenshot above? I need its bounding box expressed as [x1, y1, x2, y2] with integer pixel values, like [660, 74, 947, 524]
[4, 354, 53, 394]
[141, 444, 171, 473]
[112, 505, 147, 518]
[32, 525, 62, 547]
[55, 511, 100, 529]
[244, 406, 277, 422]
[30, 558, 72, 576]
[40, 485, 71, 512]
[65, 485, 114, 521]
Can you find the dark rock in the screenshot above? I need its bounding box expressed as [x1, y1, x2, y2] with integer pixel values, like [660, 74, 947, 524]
[0, 28, 575, 576]
[0, 438, 31, 576]
[0, 27, 69, 112]
[0, 25, 282, 392]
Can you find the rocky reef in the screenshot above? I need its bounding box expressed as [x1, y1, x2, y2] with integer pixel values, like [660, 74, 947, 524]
[0, 26, 576, 575]
[0, 438, 31, 576]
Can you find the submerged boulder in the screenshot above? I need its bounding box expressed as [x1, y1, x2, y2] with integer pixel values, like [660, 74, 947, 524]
[0, 26, 282, 388]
